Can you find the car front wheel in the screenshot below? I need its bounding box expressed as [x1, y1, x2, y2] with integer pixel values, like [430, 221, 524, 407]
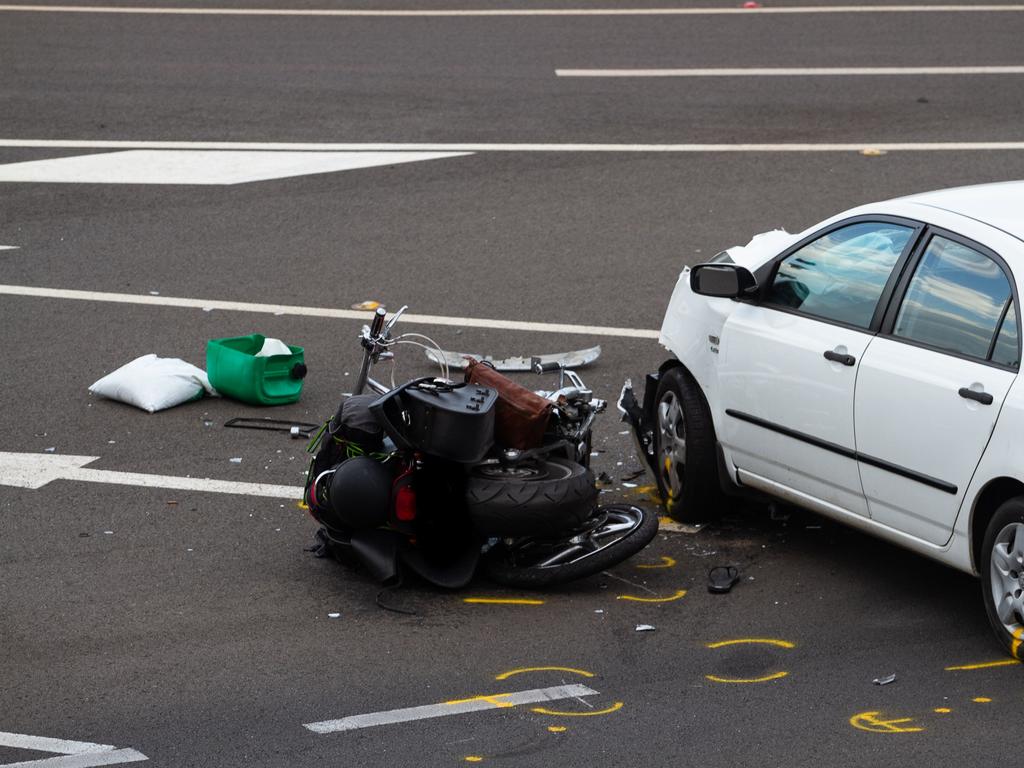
[652, 366, 721, 523]
[981, 497, 1024, 656]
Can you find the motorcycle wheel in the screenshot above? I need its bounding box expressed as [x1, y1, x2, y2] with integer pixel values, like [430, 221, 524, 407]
[483, 504, 659, 588]
[465, 457, 598, 537]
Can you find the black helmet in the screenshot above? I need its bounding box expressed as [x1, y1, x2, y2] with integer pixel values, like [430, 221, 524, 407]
[325, 456, 393, 530]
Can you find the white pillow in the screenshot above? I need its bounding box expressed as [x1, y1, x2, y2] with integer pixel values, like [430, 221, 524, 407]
[89, 354, 218, 413]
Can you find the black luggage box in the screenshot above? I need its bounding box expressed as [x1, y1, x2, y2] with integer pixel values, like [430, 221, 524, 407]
[370, 378, 498, 463]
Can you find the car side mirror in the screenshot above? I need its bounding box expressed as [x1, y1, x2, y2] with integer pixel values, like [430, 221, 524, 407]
[689, 263, 758, 298]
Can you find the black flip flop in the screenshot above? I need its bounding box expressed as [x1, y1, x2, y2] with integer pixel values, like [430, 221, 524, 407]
[708, 565, 740, 594]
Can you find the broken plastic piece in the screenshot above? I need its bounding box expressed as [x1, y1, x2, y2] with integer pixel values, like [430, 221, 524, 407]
[873, 674, 897, 686]
[635, 624, 656, 632]
[425, 346, 601, 372]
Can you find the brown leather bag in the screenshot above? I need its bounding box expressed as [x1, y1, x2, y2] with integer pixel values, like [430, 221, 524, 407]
[464, 359, 552, 449]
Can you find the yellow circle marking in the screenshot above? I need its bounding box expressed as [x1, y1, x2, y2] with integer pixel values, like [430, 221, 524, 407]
[934, 708, 952, 714]
[705, 671, 788, 684]
[973, 697, 993, 703]
[849, 711, 923, 734]
[531, 702, 624, 717]
[706, 638, 796, 650]
[547, 726, 567, 733]
[617, 589, 687, 603]
[494, 667, 595, 681]
[635, 556, 677, 570]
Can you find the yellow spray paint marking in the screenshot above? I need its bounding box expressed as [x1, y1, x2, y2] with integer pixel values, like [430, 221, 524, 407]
[705, 671, 789, 684]
[635, 556, 677, 569]
[531, 702, 624, 717]
[617, 589, 687, 603]
[849, 711, 924, 733]
[445, 693, 516, 708]
[973, 697, 993, 703]
[547, 726, 567, 733]
[1012, 627, 1024, 659]
[463, 757, 484, 763]
[706, 638, 796, 649]
[296, 500, 309, 510]
[463, 598, 545, 606]
[934, 708, 952, 714]
[494, 667, 594, 681]
[945, 659, 1021, 671]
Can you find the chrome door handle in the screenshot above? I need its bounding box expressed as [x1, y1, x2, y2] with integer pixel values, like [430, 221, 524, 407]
[958, 387, 993, 405]
[823, 350, 856, 366]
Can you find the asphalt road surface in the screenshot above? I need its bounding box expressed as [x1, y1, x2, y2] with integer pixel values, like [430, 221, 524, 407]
[3, 2, 1024, 766]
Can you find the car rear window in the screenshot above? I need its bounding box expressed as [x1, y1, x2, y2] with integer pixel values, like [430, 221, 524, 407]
[893, 236, 1014, 364]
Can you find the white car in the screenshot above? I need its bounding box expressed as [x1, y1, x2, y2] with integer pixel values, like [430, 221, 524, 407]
[620, 181, 1024, 653]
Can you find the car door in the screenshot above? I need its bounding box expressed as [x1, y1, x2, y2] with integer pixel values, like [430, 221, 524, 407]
[718, 218, 920, 517]
[854, 231, 1020, 546]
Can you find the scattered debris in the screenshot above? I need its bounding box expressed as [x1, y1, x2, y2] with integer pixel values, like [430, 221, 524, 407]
[708, 565, 740, 594]
[426, 346, 601, 372]
[873, 674, 897, 686]
[635, 624, 656, 632]
[89, 354, 217, 413]
[225, 417, 319, 439]
[43, 447, 55, 453]
[167, 501, 178, 506]
[861, 148, 888, 157]
[352, 300, 383, 311]
[327, 612, 341, 619]
[594, 609, 604, 614]
[229, 457, 242, 464]
[623, 482, 638, 488]
[597, 472, 614, 486]
[622, 468, 646, 482]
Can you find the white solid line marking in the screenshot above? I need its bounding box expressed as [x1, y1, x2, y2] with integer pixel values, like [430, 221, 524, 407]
[1, 4, 1023, 15]
[2, 139, 1024, 153]
[0, 245, 19, 250]
[557, 65, 1024, 77]
[0, 451, 303, 497]
[304, 684, 599, 733]
[0, 284, 661, 339]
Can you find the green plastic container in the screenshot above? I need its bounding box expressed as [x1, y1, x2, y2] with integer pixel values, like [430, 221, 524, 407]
[206, 334, 306, 406]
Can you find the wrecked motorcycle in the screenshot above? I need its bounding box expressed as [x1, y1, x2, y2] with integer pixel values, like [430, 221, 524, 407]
[304, 305, 658, 589]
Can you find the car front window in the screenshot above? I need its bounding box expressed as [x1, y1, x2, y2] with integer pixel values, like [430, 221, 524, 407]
[763, 221, 914, 329]
[893, 236, 1014, 364]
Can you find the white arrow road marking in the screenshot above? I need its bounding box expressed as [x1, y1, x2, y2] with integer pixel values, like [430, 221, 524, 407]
[0, 452, 302, 498]
[0, 732, 147, 768]
[0, 150, 471, 185]
[304, 684, 599, 733]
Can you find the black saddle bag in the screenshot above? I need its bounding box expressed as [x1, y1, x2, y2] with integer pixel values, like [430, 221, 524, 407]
[370, 378, 498, 464]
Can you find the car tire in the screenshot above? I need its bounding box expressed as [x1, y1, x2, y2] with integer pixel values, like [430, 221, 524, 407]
[652, 366, 721, 523]
[980, 497, 1024, 657]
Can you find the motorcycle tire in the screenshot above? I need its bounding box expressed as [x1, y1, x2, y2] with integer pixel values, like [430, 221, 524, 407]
[483, 504, 659, 588]
[465, 457, 598, 537]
